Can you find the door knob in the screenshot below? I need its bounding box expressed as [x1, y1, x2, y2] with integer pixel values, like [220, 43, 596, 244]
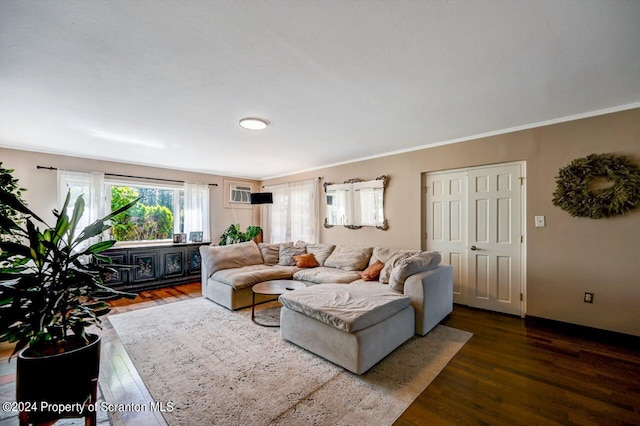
[470, 245, 479, 251]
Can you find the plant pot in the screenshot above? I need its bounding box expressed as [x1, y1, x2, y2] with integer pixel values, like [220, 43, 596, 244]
[16, 334, 101, 424]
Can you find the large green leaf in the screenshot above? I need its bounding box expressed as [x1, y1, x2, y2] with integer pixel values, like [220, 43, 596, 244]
[0, 241, 32, 258]
[53, 213, 69, 244]
[25, 221, 43, 266]
[100, 197, 140, 223]
[74, 223, 110, 245]
[67, 195, 85, 241]
[0, 215, 23, 234]
[92, 253, 113, 264]
[83, 240, 116, 255]
[0, 188, 43, 223]
[73, 197, 138, 246]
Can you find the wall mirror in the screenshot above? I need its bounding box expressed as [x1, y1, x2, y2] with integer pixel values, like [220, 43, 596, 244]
[324, 175, 388, 230]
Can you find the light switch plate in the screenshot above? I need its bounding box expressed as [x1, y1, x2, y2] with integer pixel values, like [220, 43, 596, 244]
[535, 216, 545, 227]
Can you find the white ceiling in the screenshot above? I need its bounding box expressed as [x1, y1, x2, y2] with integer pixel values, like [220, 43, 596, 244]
[1, 1, 639, 180]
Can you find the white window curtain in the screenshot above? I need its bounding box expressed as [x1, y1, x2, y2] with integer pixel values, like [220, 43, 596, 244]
[184, 182, 210, 241]
[262, 178, 319, 243]
[57, 169, 106, 253]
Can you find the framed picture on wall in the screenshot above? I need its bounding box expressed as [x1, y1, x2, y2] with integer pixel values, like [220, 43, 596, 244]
[189, 231, 203, 243]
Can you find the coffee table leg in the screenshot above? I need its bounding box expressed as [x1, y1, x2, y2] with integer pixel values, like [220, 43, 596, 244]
[251, 291, 256, 322]
[251, 293, 281, 327]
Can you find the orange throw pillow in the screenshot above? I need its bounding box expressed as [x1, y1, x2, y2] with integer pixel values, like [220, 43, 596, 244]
[292, 253, 320, 268]
[360, 260, 384, 281]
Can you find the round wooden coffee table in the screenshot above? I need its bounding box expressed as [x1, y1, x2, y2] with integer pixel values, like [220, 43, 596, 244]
[251, 280, 307, 327]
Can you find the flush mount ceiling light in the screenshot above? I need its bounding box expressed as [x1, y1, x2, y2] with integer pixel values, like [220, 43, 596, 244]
[239, 117, 269, 130]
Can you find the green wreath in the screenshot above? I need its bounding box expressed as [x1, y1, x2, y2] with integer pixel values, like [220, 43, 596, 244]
[552, 153, 640, 219]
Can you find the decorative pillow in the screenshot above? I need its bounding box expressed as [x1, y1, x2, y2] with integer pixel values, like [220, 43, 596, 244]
[303, 243, 335, 266]
[369, 247, 419, 266]
[199, 241, 264, 278]
[388, 251, 442, 292]
[379, 252, 413, 284]
[258, 242, 291, 266]
[324, 245, 373, 271]
[292, 253, 320, 268]
[360, 260, 384, 281]
[278, 245, 306, 266]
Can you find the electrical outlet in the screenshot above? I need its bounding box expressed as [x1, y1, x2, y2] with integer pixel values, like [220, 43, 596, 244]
[584, 292, 594, 303]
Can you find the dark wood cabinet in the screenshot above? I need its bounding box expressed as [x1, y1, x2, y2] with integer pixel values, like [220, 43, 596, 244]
[101, 243, 208, 292]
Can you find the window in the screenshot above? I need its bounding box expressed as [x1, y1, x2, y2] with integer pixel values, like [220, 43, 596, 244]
[57, 170, 106, 254]
[106, 182, 182, 242]
[58, 170, 210, 245]
[262, 178, 319, 243]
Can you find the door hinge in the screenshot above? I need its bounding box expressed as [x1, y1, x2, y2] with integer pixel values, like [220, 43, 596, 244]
[520, 293, 523, 301]
[520, 235, 524, 243]
[519, 177, 524, 185]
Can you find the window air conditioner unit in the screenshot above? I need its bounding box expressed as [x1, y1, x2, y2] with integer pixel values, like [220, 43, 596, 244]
[230, 185, 251, 204]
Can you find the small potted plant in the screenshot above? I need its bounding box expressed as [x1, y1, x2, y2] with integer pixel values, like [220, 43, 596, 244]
[219, 224, 262, 245]
[0, 168, 138, 424]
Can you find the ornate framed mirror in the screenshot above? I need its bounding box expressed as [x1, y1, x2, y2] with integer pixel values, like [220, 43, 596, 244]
[324, 175, 388, 230]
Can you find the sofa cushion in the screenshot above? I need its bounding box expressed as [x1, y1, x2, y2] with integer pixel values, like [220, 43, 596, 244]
[360, 260, 384, 281]
[324, 245, 373, 271]
[258, 242, 291, 266]
[210, 265, 299, 290]
[369, 247, 419, 266]
[293, 267, 362, 284]
[389, 251, 442, 292]
[278, 245, 306, 266]
[279, 283, 411, 333]
[292, 253, 320, 268]
[200, 241, 263, 278]
[379, 252, 414, 284]
[296, 242, 336, 266]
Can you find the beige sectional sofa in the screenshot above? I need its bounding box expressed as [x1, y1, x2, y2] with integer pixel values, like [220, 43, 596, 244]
[199, 240, 453, 374]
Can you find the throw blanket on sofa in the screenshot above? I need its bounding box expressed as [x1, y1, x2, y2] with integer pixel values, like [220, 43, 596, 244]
[279, 283, 410, 332]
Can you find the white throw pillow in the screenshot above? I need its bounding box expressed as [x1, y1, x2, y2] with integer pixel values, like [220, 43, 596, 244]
[278, 245, 306, 266]
[200, 241, 264, 278]
[379, 252, 413, 284]
[388, 251, 442, 292]
[324, 245, 373, 271]
[258, 242, 291, 265]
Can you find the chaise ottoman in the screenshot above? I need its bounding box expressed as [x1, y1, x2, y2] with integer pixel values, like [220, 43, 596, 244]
[279, 283, 415, 375]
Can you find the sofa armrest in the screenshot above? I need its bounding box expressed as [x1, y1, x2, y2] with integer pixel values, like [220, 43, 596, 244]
[199, 247, 210, 295]
[200, 262, 209, 296]
[403, 265, 453, 336]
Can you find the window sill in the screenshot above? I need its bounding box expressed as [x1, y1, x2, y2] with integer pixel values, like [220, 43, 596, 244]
[113, 240, 211, 248]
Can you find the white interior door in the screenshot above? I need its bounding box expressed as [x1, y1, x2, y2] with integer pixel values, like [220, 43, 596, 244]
[467, 164, 523, 315]
[425, 163, 524, 316]
[425, 172, 468, 305]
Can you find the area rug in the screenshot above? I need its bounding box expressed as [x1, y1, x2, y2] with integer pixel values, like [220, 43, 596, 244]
[108, 298, 471, 425]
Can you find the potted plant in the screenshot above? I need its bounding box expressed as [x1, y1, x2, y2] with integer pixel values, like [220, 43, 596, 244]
[219, 224, 262, 245]
[0, 169, 138, 424]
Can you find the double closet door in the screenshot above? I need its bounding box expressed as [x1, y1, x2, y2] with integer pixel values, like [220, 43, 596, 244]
[425, 162, 525, 316]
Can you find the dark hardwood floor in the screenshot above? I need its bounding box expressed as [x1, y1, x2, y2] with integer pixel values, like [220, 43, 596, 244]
[1, 283, 638, 425]
[396, 306, 640, 426]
